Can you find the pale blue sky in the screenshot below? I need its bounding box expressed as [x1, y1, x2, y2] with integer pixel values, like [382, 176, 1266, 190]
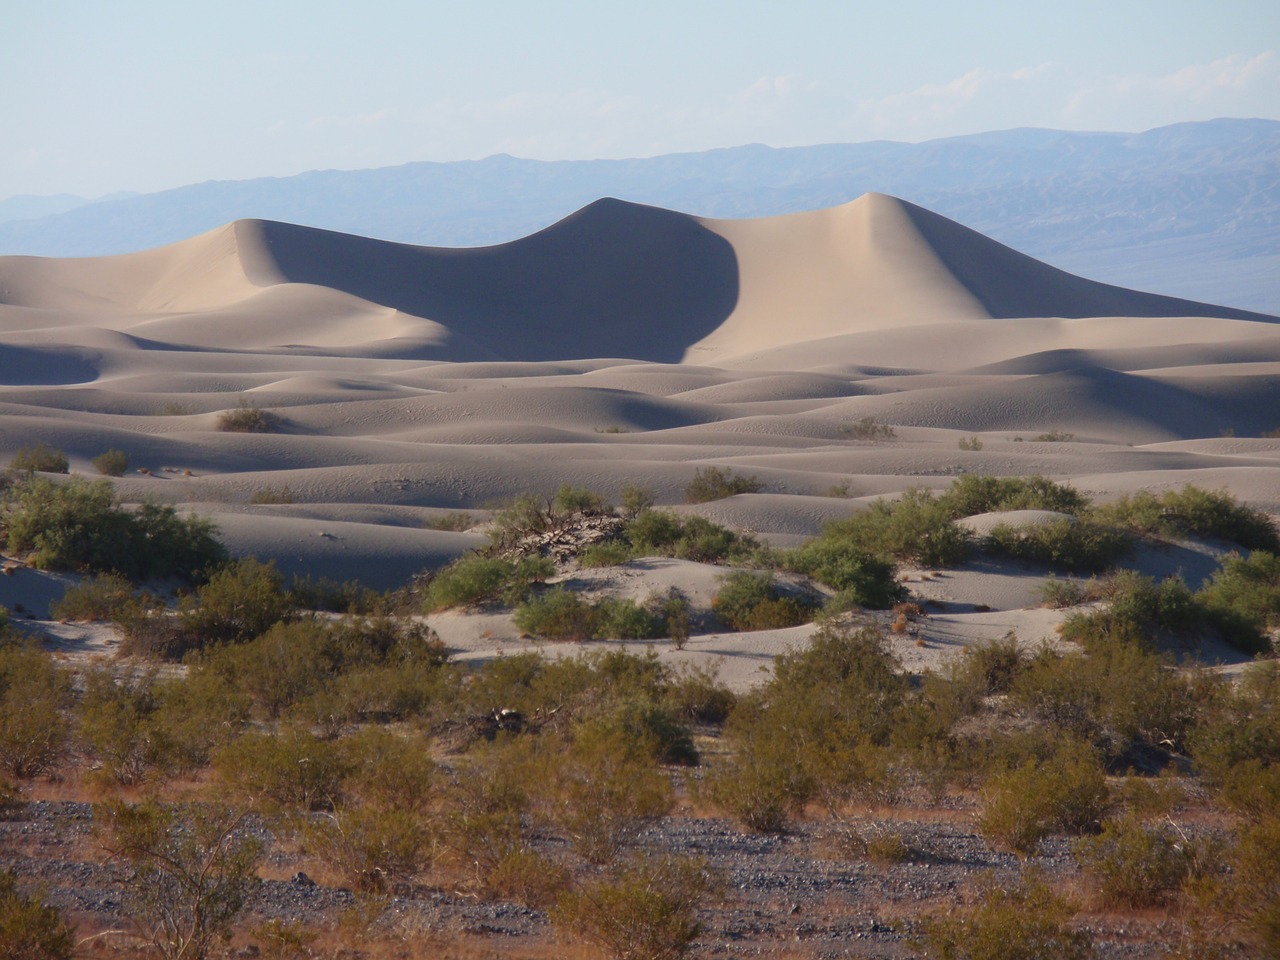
[4, 0, 1278, 198]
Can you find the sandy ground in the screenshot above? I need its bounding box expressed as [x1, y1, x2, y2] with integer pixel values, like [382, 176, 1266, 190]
[1, 193, 1276, 686]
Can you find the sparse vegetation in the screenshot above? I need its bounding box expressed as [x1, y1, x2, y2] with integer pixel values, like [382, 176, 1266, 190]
[0, 868, 75, 960]
[216, 399, 276, 433]
[710, 570, 817, 630]
[843, 416, 897, 441]
[8, 442, 68, 474]
[92, 448, 129, 476]
[958, 436, 983, 450]
[249, 485, 294, 504]
[1034, 431, 1076, 442]
[683, 466, 762, 503]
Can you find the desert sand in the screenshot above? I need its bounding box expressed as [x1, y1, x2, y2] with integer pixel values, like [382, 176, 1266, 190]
[1, 193, 1276, 687]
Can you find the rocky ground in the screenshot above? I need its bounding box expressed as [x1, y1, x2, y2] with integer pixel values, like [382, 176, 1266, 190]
[2, 784, 1207, 959]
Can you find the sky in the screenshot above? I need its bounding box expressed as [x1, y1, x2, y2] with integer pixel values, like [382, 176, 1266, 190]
[4, 0, 1279, 199]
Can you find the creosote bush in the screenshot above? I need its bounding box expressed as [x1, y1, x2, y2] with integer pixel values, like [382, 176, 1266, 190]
[1095, 484, 1280, 553]
[1073, 813, 1195, 908]
[0, 476, 226, 581]
[216, 399, 276, 433]
[843, 416, 896, 440]
[710, 570, 817, 630]
[0, 868, 75, 960]
[0, 644, 73, 779]
[683, 466, 762, 504]
[553, 854, 718, 960]
[422, 554, 554, 611]
[8, 442, 68, 474]
[92, 448, 129, 476]
[978, 740, 1109, 855]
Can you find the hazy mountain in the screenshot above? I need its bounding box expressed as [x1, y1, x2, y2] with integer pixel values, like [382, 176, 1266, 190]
[1, 118, 1275, 313]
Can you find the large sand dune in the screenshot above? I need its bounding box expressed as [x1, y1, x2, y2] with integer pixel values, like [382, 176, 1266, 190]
[1, 194, 1276, 684]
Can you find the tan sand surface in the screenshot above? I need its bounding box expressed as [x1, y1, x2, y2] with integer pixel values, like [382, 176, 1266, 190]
[1, 194, 1275, 684]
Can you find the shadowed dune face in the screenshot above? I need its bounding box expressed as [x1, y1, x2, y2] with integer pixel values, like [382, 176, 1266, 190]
[240, 199, 740, 363]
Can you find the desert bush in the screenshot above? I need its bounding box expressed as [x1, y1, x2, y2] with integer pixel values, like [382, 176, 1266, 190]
[652, 588, 692, 647]
[948, 635, 1028, 703]
[797, 488, 970, 568]
[0, 645, 72, 778]
[50, 572, 136, 621]
[1037, 575, 1092, 609]
[620, 484, 656, 519]
[8, 442, 68, 474]
[146, 670, 249, 773]
[941, 475, 1089, 518]
[529, 724, 674, 863]
[683, 466, 762, 504]
[249, 485, 293, 505]
[707, 625, 908, 831]
[92, 448, 130, 476]
[1010, 641, 1196, 759]
[1197, 549, 1280, 649]
[1190, 660, 1280, 785]
[213, 726, 352, 811]
[0, 868, 75, 960]
[179, 557, 288, 648]
[514, 588, 598, 641]
[596, 597, 667, 640]
[1074, 813, 1193, 907]
[77, 668, 163, 786]
[784, 538, 904, 610]
[663, 662, 735, 725]
[843, 416, 896, 441]
[295, 728, 437, 890]
[443, 743, 537, 891]
[96, 800, 262, 960]
[578, 540, 635, 567]
[421, 511, 477, 532]
[422, 553, 554, 611]
[918, 872, 1092, 960]
[982, 518, 1131, 573]
[553, 854, 718, 960]
[1034, 431, 1075, 442]
[1095, 485, 1280, 552]
[596, 699, 699, 766]
[216, 399, 276, 433]
[1059, 571, 1203, 653]
[1, 476, 225, 580]
[711, 571, 816, 631]
[958, 436, 983, 451]
[554, 484, 611, 516]
[623, 509, 760, 565]
[1187, 815, 1280, 958]
[978, 740, 1109, 855]
[286, 573, 384, 614]
[487, 492, 552, 548]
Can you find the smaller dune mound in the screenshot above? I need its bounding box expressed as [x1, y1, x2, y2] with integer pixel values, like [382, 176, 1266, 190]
[957, 510, 1076, 537]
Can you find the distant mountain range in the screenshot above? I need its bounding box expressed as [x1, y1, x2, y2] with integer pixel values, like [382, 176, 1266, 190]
[2, 118, 1276, 313]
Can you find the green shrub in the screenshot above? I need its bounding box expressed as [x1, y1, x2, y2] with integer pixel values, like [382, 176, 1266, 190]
[706, 625, 908, 831]
[286, 574, 384, 614]
[487, 492, 552, 548]
[92, 448, 130, 476]
[784, 538, 905, 610]
[620, 484, 656, 519]
[978, 741, 1109, 855]
[96, 800, 262, 960]
[421, 511, 477, 532]
[710, 571, 816, 631]
[595, 699, 699, 766]
[1074, 813, 1193, 907]
[8, 442, 68, 474]
[958, 436, 983, 451]
[663, 662, 736, 725]
[249, 486, 293, 505]
[624, 510, 760, 565]
[1059, 571, 1204, 653]
[216, 399, 276, 433]
[798, 489, 970, 568]
[0, 476, 225, 581]
[50, 572, 136, 621]
[553, 484, 611, 516]
[918, 872, 1092, 960]
[1197, 550, 1280, 651]
[179, 557, 288, 648]
[1096, 485, 1280, 552]
[422, 554, 554, 611]
[77, 668, 162, 786]
[1034, 431, 1075, 442]
[578, 540, 635, 567]
[843, 416, 896, 440]
[1189, 815, 1280, 958]
[941, 475, 1090, 518]
[528, 724, 674, 863]
[553, 855, 718, 960]
[1037, 575, 1092, 609]
[213, 726, 352, 811]
[683, 466, 762, 504]
[514, 588, 597, 641]
[0, 868, 75, 960]
[0, 645, 72, 778]
[982, 518, 1131, 573]
[596, 597, 666, 640]
[949, 635, 1028, 701]
[1190, 660, 1280, 785]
